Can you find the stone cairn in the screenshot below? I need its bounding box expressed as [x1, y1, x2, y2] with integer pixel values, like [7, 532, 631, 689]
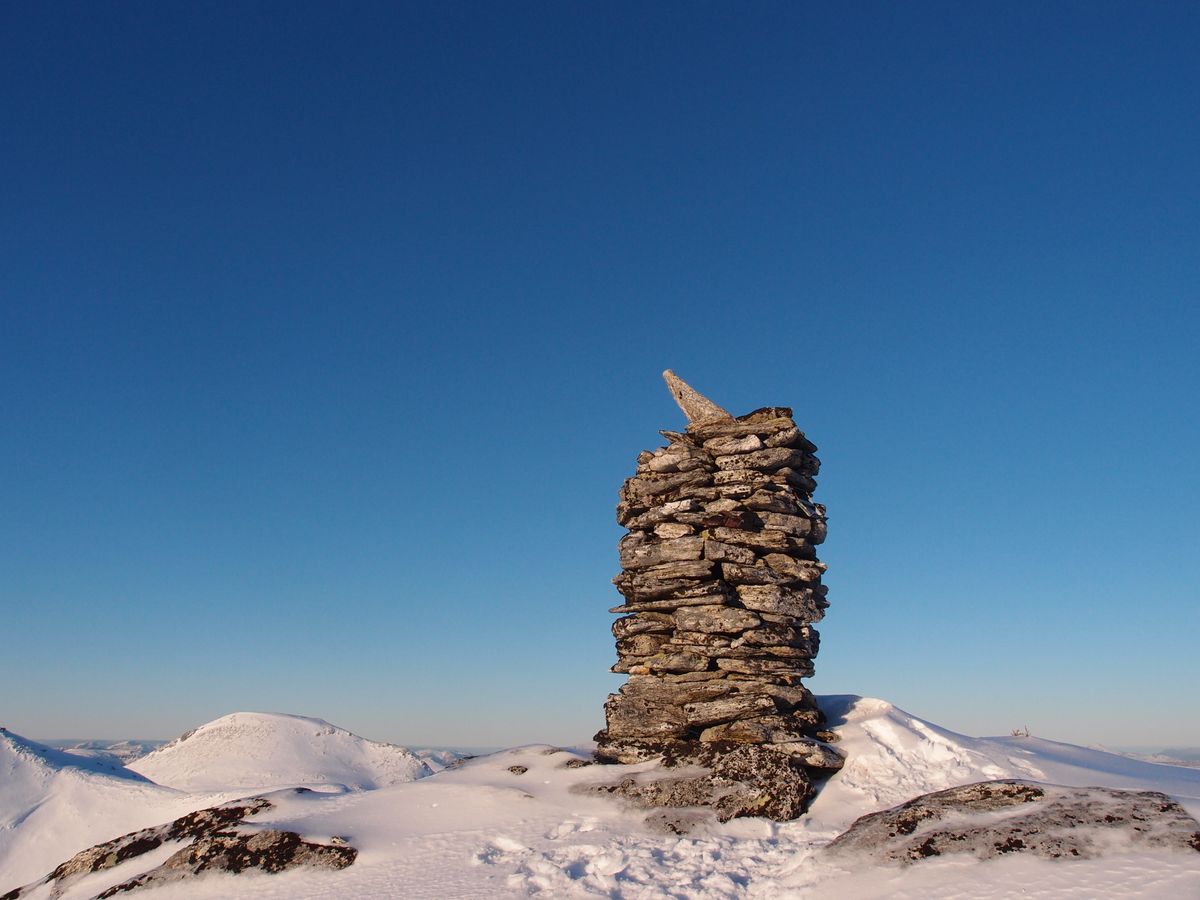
[591, 371, 844, 822]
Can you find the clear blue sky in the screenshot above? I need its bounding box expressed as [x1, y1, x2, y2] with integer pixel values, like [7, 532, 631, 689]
[2, 2, 1197, 749]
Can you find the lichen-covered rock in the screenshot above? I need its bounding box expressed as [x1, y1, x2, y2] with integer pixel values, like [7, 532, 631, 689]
[827, 780, 1200, 863]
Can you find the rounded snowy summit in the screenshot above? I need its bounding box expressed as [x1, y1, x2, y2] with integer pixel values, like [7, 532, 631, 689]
[127, 711, 432, 792]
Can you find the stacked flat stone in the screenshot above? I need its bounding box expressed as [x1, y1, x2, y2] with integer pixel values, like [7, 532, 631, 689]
[594, 374, 841, 787]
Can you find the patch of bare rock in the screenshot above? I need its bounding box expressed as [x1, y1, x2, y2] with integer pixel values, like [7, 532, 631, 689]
[1, 791, 355, 900]
[827, 780, 1200, 863]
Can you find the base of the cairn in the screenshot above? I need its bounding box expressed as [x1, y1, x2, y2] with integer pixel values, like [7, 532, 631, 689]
[584, 736, 845, 826]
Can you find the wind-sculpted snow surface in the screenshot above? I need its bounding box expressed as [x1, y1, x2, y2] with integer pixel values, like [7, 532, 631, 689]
[128, 712, 432, 792]
[5, 699, 1200, 898]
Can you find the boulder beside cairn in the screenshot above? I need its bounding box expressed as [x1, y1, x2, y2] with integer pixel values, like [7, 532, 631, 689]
[591, 371, 844, 822]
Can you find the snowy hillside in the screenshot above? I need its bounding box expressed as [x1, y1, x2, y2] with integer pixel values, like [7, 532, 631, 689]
[810, 696, 1200, 823]
[4, 699, 1199, 898]
[128, 712, 432, 792]
[0, 727, 208, 890]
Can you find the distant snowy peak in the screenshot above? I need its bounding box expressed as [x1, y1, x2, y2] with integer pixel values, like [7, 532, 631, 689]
[50, 738, 167, 763]
[127, 711, 433, 792]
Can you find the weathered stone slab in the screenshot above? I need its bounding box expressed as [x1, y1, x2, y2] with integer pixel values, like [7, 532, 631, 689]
[730, 623, 818, 652]
[664, 670, 728, 682]
[808, 515, 827, 545]
[713, 643, 813, 662]
[714, 447, 811, 473]
[698, 713, 828, 745]
[720, 562, 796, 586]
[669, 631, 733, 652]
[726, 671, 809, 686]
[739, 407, 795, 422]
[702, 434, 764, 456]
[619, 536, 705, 570]
[708, 526, 792, 552]
[687, 416, 797, 442]
[653, 522, 695, 539]
[602, 693, 688, 738]
[683, 693, 776, 727]
[735, 584, 828, 620]
[673, 605, 761, 634]
[622, 469, 712, 503]
[774, 738, 846, 771]
[763, 425, 818, 452]
[610, 590, 731, 614]
[617, 650, 711, 675]
[761, 553, 826, 583]
[617, 674, 734, 706]
[611, 612, 675, 639]
[739, 682, 817, 711]
[621, 498, 702, 529]
[741, 490, 803, 514]
[658, 429, 694, 445]
[712, 483, 753, 501]
[616, 633, 670, 657]
[612, 559, 717, 600]
[645, 445, 712, 474]
[757, 512, 814, 537]
[717, 657, 815, 677]
[775, 468, 817, 493]
[702, 539, 758, 565]
[663, 369, 734, 425]
[712, 468, 781, 488]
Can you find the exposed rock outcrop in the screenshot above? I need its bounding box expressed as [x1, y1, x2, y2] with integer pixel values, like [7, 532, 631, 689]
[1, 792, 355, 900]
[591, 372, 843, 822]
[827, 780, 1200, 863]
[590, 742, 824, 827]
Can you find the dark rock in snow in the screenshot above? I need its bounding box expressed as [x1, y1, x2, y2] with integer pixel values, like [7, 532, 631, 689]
[827, 780, 1200, 863]
[583, 743, 819, 823]
[1, 792, 356, 899]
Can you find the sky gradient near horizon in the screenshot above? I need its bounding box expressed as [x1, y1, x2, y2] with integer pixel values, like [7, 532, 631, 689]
[3, 2, 1198, 749]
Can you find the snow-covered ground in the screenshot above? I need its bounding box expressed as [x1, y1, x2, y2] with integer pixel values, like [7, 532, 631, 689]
[4, 698, 1199, 898]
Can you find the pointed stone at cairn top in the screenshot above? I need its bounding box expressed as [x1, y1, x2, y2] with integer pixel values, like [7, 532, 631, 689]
[662, 370, 734, 425]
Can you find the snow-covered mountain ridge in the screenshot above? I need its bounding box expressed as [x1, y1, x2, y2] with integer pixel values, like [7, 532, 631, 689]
[4, 699, 1199, 898]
